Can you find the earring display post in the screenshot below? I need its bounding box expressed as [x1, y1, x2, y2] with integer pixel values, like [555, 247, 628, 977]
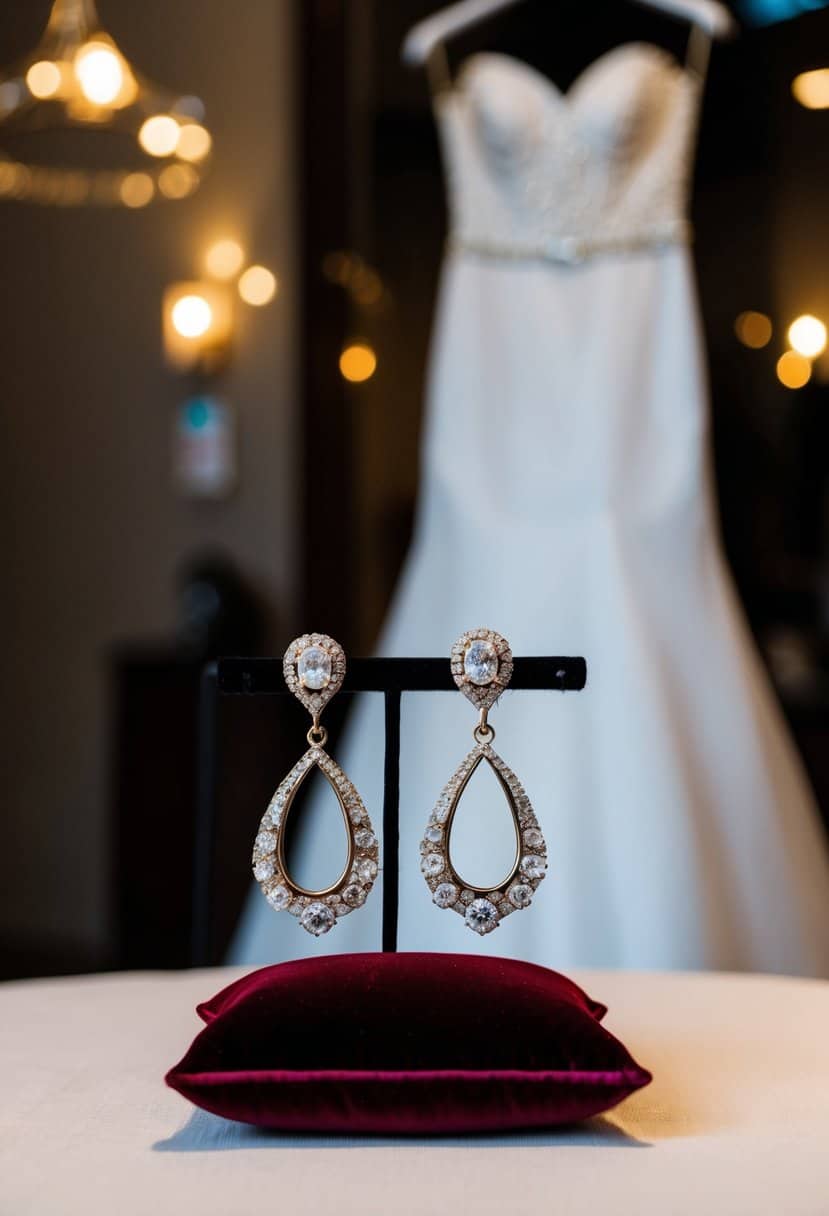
[194, 656, 586, 964]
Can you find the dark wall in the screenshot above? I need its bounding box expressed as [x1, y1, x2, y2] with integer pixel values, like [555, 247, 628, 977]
[0, 0, 299, 964]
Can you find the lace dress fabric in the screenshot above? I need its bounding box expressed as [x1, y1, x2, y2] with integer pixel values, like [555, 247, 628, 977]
[443, 46, 695, 261]
[232, 45, 829, 976]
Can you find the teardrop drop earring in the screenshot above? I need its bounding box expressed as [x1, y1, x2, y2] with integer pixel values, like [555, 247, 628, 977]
[420, 628, 548, 935]
[251, 633, 379, 936]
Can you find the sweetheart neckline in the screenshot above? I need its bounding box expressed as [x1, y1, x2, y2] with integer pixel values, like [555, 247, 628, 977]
[453, 41, 688, 106]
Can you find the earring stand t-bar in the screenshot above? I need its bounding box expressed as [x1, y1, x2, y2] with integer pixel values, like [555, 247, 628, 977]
[193, 656, 587, 964]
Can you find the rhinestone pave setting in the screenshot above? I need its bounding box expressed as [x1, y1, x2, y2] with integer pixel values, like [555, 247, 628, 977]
[283, 633, 346, 720]
[420, 741, 548, 934]
[451, 627, 514, 712]
[252, 746, 379, 935]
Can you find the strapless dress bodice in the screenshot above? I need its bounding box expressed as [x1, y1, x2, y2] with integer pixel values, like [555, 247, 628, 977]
[438, 43, 700, 263]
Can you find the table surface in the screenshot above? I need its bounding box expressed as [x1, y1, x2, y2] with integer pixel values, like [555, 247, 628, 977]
[2, 964, 828, 1216]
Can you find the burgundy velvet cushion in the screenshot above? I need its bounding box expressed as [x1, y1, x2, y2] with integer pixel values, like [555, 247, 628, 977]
[166, 952, 651, 1134]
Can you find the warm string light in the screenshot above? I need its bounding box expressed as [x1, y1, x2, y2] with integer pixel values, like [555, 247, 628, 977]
[158, 163, 198, 199]
[737, 309, 826, 391]
[238, 266, 277, 307]
[322, 249, 386, 309]
[792, 69, 829, 110]
[322, 251, 384, 381]
[120, 171, 153, 208]
[735, 311, 772, 350]
[340, 343, 377, 383]
[176, 123, 211, 163]
[138, 115, 180, 157]
[202, 239, 278, 306]
[777, 351, 812, 390]
[26, 60, 61, 99]
[788, 315, 827, 359]
[205, 240, 245, 280]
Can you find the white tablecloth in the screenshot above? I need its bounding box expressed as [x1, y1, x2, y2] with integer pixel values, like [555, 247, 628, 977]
[2, 965, 828, 1215]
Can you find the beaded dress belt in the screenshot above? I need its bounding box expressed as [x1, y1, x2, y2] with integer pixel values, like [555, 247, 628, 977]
[448, 222, 693, 265]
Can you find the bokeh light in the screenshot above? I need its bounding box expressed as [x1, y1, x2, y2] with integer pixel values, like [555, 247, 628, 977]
[158, 163, 198, 199]
[339, 343, 377, 383]
[176, 123, 212, 163]
[238, 265, 277, 306]
[735, 311, 773, 349]
[175, 95, 205, 122]
[119, 172, 154, 208]
[322, 250, 355, 285]
[777, 351, 812, 390]
[792, 69, 829, 109]
[205, 239, 245, 280]
[26, 60, 61, 99]
[171, 294, 213, 339]
[4, 10, 209, 207]
[0, 81, 22, 115]
[74, 42, 123, 105]
[788, 315, 827, 359]
[351, 267, 384, 306]
[138, 115, 180, 157]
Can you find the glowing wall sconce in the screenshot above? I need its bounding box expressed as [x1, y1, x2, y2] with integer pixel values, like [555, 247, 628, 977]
[162, 244, 279, 498]
[162, 281, 233, 373]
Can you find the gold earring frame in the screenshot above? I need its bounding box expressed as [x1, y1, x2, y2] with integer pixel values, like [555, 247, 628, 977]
[419, 628, 548, 934]
[251, 633, 379, 936]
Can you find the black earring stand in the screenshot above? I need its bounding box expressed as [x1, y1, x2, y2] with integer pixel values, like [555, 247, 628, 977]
[194, 655, 587, 966]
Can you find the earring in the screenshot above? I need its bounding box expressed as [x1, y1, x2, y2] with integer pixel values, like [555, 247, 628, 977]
[420, 628, 548, 934]
[251, 633, 379, 936]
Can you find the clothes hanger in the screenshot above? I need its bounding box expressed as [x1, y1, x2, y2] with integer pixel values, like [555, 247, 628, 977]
[402, 0, 736, 90]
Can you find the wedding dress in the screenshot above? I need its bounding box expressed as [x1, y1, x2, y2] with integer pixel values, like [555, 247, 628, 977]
[233, 42, 829, 974]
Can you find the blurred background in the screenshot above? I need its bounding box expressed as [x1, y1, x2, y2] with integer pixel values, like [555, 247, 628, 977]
[2, 0, 829, 978]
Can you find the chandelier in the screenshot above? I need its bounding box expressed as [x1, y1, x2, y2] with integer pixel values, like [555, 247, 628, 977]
[0, 0, 212, 207]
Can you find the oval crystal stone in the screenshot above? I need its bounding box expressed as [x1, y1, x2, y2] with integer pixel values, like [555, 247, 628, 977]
[464, 639, 498, 686]
[297, 645, 332, 690]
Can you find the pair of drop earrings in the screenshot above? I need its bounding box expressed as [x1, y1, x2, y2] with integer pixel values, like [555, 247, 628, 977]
[251, 628, 548, 937]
